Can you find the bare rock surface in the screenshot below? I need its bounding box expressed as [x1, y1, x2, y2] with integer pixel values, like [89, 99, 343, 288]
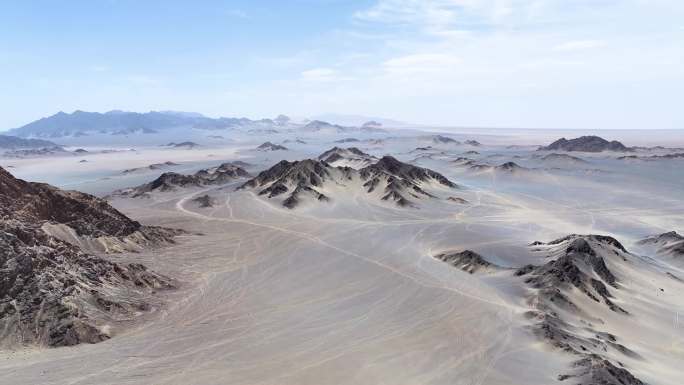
[239, 155, 456, 208]
[0, 167, 177, 348]
[517, 235, 644, 384]
[539, 136, 632, 152]
[116, 163, 250, 197]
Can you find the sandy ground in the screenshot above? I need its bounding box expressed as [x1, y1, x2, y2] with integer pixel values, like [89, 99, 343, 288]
[1, 132, 683, 384]
[0, 183, 575, 385]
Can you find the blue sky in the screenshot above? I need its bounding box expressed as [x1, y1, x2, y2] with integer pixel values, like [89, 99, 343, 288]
[1, 0, 683, 129]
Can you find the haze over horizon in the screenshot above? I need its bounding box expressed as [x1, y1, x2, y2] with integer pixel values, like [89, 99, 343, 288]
[2, 0, 683, 130]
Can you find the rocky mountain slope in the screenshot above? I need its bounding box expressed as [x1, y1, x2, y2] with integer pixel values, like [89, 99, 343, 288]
[0, 167, 177, 348]
[239, 154, 456, 208]
[115, 163, 250, 198]
[433, 234, 679, 384]
[538, 136, 632, 152]
[638, 231, 684, 260]
[317, 147, 377, 169]
[517, 235, 643, 384]
[434, 250, 499, 274]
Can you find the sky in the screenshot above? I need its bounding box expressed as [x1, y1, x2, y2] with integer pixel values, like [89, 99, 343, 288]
[1, 0, 683, 130]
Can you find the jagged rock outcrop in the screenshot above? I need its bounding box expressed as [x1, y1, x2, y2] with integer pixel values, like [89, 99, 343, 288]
[238, 159, 339, 208]
[239, 156, 456, 208]
[317, 147, 377, 169]
[517, 235, 644, 384]
[0, 167, 178, 348]
[434, 250, 499, 274]
[360, 156, 456, 207]
[539, 136, 632, 152]
[115, 163, 250, 197]
[2, 167, 140, 237]
[256, 142, 288, 151]
[494, 162, 528, 173]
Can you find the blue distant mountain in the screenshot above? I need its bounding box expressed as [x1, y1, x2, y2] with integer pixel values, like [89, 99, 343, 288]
[7, 110, 275, 138]
[0, 134, 59, 149]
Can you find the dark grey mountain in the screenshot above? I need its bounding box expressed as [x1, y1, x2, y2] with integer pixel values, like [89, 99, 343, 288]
[239, 155, 456, 208]
[256, 142, 288, 151]
[434, 250, 499, 274]
[116, 163, 250, 197]
[539, 136, 632, 152]
[517, 235, 643, 384]
[0, 167, 178, 348]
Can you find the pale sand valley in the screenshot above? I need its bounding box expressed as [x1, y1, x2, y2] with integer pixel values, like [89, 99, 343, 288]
[1, 111, 684, 385]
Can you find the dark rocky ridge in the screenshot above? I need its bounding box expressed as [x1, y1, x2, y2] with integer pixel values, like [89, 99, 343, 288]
[116, 163, 250, 198]
[539, 136, 632, 152]
[517, 235, 644, 384]
[256, 142, 288, 151]
[317, 147, 377, 168]
[239, 155, 456, 208]
[239, 159, 341, 208]
[1, 167, 140, 237]
[0, 167, 177, 348]
[434, 250, 498, 274]
[360, 156, 456, 207]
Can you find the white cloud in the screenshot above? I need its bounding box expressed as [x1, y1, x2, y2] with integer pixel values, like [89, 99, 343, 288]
[553, 40, 607, 52]
[301, 68, 341, 82]
[383, 53, 462, 75]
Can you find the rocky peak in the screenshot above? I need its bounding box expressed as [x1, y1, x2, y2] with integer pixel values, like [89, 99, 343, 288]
[361, 156, 456, 188]
[520, 235, 626, 313]
[256, 141, 288, 151]
[434, 250, 499, 274]
[117, 163, 250, 197]
[539, 136, 632, 152]
[1, 166, 140, 237]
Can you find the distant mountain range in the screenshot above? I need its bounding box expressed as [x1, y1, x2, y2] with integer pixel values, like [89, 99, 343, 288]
[0, 134, 58, 149]
[5, 110, 392, 138]
[6, 110, 284, 138]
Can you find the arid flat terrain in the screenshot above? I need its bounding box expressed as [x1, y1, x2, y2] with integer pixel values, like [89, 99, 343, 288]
[2, 124, 683, 385]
